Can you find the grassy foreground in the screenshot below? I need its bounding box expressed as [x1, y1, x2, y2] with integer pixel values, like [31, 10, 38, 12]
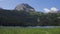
[0, 27, 60, 34]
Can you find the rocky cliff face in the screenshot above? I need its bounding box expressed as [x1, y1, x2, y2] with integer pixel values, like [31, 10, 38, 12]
[15, 3, 35, 12]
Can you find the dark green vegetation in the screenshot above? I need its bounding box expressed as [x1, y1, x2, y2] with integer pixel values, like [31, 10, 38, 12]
[0, 27, 60, 34]
[0, 9, 60, 26]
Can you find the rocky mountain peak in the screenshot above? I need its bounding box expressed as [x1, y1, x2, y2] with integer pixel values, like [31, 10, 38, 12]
[15, 3, 35, 12]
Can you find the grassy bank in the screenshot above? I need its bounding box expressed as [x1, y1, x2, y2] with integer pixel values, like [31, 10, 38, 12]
[0, 27, 60, 34]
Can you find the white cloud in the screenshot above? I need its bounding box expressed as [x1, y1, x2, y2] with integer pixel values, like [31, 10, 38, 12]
[43, 7, 58, 13]
[43, 8, 50, 13]
[51, 7, 58, 11]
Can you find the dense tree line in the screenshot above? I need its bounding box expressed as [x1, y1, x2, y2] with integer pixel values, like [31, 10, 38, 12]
[0, 9, 60, 26]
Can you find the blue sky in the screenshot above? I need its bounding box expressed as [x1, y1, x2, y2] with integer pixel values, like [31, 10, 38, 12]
[0, 0, 60, 11]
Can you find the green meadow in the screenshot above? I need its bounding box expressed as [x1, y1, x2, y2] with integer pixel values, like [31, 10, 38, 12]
[0, 27, 60, 34]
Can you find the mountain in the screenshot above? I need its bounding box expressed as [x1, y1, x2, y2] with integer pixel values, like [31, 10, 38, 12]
[15, 3, 35, 12]
[0, 3, 60, 26]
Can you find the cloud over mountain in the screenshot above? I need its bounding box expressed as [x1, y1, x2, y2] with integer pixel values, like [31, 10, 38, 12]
[44, 7, 58, 13]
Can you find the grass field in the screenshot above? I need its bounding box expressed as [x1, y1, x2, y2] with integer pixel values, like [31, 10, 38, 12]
[0, 27, 60, 34]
